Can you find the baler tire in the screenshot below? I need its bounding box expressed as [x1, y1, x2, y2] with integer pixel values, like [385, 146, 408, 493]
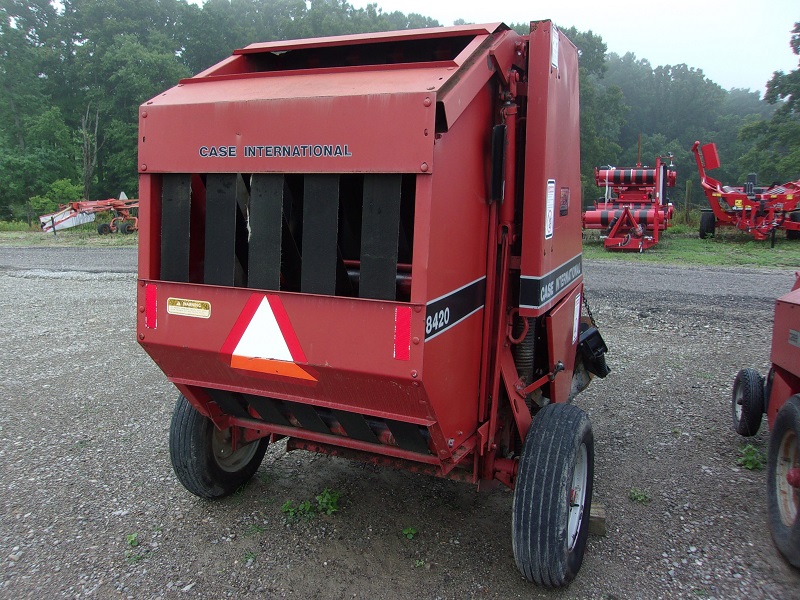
[121, 222, 134, 234]
[732, 368, 764, 437]
[512, 403, 593, 587]
[767, 395, 800, 568]
[98, 223, 111, 235]
[699, 212, 715, 239]
[169, 394, 268, 499]
[787, 212, 800, 240]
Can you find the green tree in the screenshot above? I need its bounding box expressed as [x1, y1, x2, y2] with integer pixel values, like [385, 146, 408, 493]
[737, 21, 800, 184]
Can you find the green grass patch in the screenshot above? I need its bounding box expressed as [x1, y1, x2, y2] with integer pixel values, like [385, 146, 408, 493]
[0, 220, 37, 232]
[0, 227, 138, 247]
[582, 229, 799, 269]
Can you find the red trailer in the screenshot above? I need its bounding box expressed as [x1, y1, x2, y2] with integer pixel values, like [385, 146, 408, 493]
[582, 156, 676, 251]
[692, 141, 800, 242]
[137, 21, 609, 586]
[732, 274, 800, 567]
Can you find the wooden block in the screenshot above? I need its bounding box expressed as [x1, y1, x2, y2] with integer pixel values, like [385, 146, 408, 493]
[589, 503, 607, 536]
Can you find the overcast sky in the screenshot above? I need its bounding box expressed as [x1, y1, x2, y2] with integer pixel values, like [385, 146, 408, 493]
[345, 0, 798, 94]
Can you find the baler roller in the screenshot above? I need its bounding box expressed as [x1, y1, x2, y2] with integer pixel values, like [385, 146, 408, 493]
[595, 168, 657, 186]
[583, 207, 668, 229]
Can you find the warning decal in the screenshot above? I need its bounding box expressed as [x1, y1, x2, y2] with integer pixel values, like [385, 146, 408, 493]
[220, 294, 317, 381]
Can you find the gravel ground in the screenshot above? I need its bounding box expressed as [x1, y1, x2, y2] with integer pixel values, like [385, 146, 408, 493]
[0, 246, 798, 599]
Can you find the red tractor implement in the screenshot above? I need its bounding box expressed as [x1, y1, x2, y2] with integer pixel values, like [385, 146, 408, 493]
[39, 195, 140, 234]
[137, 21, 609, 586]
[692, 141, 800, 242]
[582, 156, 676, 251]
[731, 274, 800, 567]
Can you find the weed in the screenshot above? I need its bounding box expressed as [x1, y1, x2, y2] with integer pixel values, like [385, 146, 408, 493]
[628, 488, 651, 504]
[670, 428, 680, 437]
[402, 527, 418, 540]
[125, 550, 144, 564]
[737, 444, 765, 470]
[282, 488, 343, 522]
[281, 499, 315, 522]
[245, 524, 266, 536]
[316, 488, 341, 515]
[414, 559, 426, 568]
[126, 532, 139, 547]
[243, 550, 256, 562]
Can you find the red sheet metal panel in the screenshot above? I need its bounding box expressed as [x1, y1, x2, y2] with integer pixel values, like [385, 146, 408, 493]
[139, 86, 436, 174]
[519, 22, 583, 317]
[771, 287, 800, 384]
[137, 281, 432, 423]
[416, 86, 495, 450]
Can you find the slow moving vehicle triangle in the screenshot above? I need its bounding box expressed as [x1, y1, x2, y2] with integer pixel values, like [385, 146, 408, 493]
[221, 294, 317, 381]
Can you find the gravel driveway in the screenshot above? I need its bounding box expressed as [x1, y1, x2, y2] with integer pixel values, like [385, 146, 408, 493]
[0, 246, 798, 599]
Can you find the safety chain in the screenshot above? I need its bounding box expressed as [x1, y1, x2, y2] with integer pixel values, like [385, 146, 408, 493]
[583, 292, 597, 328]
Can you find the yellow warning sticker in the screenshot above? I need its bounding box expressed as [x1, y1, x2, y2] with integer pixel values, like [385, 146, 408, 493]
[167, 297, 211, 319]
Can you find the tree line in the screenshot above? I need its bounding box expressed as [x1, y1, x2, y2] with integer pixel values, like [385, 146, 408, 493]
[1, 0, 797, 221]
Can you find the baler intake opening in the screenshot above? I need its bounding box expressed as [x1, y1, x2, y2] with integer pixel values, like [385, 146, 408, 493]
[159, 172, 415, 302]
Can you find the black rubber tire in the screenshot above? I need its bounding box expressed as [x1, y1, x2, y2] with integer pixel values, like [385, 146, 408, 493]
[512, 403, 594, 587]
[169, 394, 269, 499]
[121, 222, 134, 234]
[732, 368, 764, 436]
[787, 212, 800, 240]
[699, 211, 716, 239]
[98, 223, 111, 235]
[767, 395, 800, 568]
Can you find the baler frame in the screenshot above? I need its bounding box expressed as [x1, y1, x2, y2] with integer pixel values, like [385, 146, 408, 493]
[692, 141, 800, 242]
[582, 155, 676, 252]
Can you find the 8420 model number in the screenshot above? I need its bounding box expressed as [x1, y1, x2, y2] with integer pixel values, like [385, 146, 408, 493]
[426, 307, 450, 335]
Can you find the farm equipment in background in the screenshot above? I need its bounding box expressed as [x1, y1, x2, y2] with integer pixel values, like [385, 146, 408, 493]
[137, 21, 610, 587]
[39, 194, 139, 234]
[692, 141, 800, 243]
[582, 155, 676, 251]
[731, 273, 800, 568]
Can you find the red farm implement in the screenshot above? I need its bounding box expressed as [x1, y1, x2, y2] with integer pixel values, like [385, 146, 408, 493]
[137, 21, 609, 586]
[731, 273, 800, 567]
[582, 156, 676, 251]
[692, 141, 800, 243]
[39, 195, 140, 234]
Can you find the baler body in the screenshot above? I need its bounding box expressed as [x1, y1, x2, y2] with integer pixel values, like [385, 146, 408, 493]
[137, 21, 602, 487]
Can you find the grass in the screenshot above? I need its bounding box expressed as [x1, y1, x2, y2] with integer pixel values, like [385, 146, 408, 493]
[582, 229, 799, 269]
[0, 225, 138, 247]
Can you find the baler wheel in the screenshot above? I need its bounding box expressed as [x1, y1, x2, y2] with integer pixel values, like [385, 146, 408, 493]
[732, 368, 764, 437]
[787, 212, 800, 240]
[169, 394, 269, 499]
[699, 212, 716, 239]
[767, 395, 800, 568]
[97, 223, 111, 235]
[512, 403, 593, 587]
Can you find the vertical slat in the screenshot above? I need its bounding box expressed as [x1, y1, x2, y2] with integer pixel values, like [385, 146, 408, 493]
[204, 174, 249, 286]
[301, 174, 339, 295]
[360, 174, 402, 300]
[248, 174, 284, 290]
[160, 174, 191, 282]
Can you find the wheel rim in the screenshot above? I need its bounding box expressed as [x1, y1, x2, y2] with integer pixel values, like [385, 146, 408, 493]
[775, 429, 799, 527]
[568, 442, 588, 551]
[211, 427, 259, 473]
[734, 383, 744, 422]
